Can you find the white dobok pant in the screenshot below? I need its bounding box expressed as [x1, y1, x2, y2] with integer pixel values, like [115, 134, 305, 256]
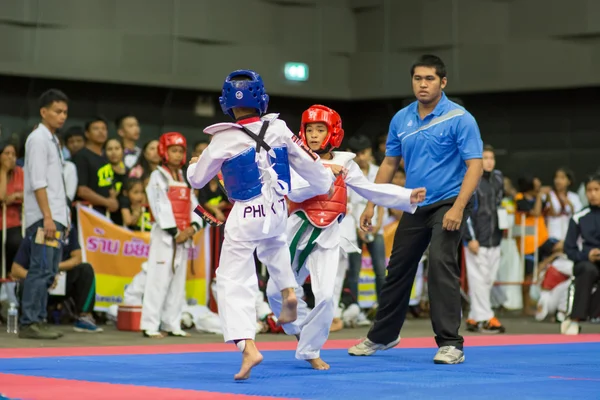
[333, 251, 351, 319]
[465, 246, 501, 322]
[141, 228, 188, 333]
[217, 232, 297, 343]
[267, 242, 339, 361]
[536, 280, 570, 321]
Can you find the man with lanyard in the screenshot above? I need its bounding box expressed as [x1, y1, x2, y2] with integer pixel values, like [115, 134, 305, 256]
[21, 89, 72, 339]
[348, 55, 483, 364]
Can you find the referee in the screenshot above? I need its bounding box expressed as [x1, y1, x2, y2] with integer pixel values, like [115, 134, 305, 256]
[348, 55, 483, 364]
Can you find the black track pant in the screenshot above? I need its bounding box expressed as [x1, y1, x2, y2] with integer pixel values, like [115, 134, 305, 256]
[367, 197, 471, 349]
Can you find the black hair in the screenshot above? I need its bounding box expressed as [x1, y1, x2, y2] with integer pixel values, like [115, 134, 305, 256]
[63, 126, 85, 143]
[0, 139, 16, 155]
[115, 114, 137, 130]
[103, 137, 124, 150]
[124, 177, 143, 193]
[410, 55, 447, 79]
[348, 135, 372, 154]
[0, 140, 17, 178]
[517, 175, 535, 193]
[554, 167, 575, 188]
[194, 139, 210, 148]
[38, 89, 69, 109]
[84, 116, 108, 132]
[483, 144, 495, 154]
[131, 139, 159, 183]
[585, 174, 600, 189]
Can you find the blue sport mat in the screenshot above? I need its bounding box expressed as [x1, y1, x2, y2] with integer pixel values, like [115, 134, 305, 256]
[2, 343, 599, 399]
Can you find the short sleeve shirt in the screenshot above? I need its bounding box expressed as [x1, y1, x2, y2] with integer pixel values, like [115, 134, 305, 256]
[386, 92, 483, 206]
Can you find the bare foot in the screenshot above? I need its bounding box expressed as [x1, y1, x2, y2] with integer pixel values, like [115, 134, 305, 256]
[234, 340, 263, 380]
[522, 308, 536, 317]
[307, 358, 330, 370]
[277, 288, 298, 325]
[330, 318, 343, 332]
[143, 331, 165, 339]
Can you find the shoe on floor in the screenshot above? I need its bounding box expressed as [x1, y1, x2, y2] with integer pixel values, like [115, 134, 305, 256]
[74, 316, 103, 333]
[39, 322, 64, 338]
[433, 346, 465, 364]
[465, 319, 479, 332]
[167, 330, 191, 337]
[560, 318, 580, 335]
[18, 323, 60, 340]
[481, 317, 506, 334]
[348, 335, 401, 356]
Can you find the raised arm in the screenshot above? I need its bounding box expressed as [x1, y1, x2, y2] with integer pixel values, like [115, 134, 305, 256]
[186, 145, 225, 190]
[345, 161, 417, 213]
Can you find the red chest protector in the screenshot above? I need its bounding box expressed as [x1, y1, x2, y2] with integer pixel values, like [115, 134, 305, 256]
[288, 175, 347, 228]
[541, 266, 570, 291]
[162, 167, 192, 231]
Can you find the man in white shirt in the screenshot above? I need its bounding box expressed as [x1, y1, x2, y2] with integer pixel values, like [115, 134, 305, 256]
[21, 89, 71, 340]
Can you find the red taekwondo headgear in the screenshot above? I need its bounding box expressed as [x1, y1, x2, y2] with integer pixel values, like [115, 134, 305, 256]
[299, 105, 344, 152]
[158, 132, 187, 166]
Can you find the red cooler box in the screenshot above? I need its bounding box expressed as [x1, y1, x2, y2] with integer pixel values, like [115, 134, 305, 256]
[117, 305, 142, 332]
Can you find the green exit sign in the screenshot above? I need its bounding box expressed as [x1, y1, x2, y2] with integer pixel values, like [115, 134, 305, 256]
[284, 62, 309, 82]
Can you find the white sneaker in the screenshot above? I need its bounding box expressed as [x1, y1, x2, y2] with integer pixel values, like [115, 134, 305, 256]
[348, 335, 401, 356]
[433, 346, 465, 364]
[560, 319, 580, 335]
[342, 304, 361, 327]
[355, 311, 372, 327]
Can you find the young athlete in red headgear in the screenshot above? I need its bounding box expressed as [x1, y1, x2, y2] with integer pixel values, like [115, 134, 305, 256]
[141, 132, 203, 338]
[186, 71, 336, 381]
[266, 105, 426, 370]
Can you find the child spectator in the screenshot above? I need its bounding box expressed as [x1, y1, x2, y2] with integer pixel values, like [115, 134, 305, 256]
[120, 178, 151, 231]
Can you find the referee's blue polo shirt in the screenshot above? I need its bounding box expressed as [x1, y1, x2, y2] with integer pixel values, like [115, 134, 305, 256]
[386, 92, 483, 207]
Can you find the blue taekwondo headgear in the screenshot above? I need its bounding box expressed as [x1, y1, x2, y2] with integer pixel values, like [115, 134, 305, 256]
[219, 70, 269, 119]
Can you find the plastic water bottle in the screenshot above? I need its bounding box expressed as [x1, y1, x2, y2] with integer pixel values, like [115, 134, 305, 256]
[6, 303, 18, 334]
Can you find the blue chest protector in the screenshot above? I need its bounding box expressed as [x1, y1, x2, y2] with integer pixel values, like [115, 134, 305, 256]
[220, 121, 291, 202]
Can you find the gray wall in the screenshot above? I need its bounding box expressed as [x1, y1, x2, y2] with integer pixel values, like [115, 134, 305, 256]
[0, 0, 353, 99]
[1, 0, 599, 100]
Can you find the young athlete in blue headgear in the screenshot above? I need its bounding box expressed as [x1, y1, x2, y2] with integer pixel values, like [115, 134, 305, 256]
[187, 70, 336, 380]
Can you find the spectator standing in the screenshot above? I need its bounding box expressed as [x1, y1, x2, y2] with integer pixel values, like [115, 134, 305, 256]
[0, 141, 24, 273]
[120, 178, 151, 231]
[72, 117, 118, 217]
[21, 89, 71, 339]
[97, 138, 127, 225]
[547, 167, 583, 241]
[62, 126, 85, 159]
[463, 145, 506, 333]
[116, 114, 141, 169]
[129, 139, 160, 188]
[346, 135, 388, 303]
